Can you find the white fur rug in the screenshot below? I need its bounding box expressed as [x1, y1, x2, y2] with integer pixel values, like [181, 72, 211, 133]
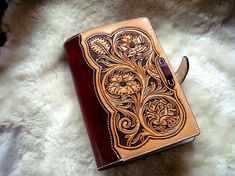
[0, 0, 235, 175]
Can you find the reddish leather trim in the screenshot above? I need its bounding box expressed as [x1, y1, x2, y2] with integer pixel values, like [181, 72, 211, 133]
[64, 34, 120, 169]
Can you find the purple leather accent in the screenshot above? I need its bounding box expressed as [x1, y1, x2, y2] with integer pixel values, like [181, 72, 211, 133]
[159, 58, 175, 88]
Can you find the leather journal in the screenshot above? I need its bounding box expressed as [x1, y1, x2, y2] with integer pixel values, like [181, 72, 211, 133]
[64, 17, 200, 170]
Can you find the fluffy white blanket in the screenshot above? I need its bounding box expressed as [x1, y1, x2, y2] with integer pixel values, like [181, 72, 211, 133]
[0, 0, 234, 175]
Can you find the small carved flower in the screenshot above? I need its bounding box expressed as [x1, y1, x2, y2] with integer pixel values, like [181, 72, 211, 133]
[107, 72, 141, 95]
[117, 33, 149, 57]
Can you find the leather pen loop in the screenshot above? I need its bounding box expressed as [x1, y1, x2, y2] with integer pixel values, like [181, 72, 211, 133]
[158, 58, 175, 88]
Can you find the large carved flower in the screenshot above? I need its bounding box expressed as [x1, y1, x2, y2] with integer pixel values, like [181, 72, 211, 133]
[144, 98, 180, 132]
[107, 72, 141, 95]
[117, 33, 149, 57]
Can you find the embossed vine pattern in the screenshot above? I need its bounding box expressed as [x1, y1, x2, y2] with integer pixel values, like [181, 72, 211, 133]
[86, 28, 186, 149]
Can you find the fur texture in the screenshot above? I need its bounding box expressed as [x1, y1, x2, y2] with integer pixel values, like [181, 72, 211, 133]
[0, 0, 235, 175]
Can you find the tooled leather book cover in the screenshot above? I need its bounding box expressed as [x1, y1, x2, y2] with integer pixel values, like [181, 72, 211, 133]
[64, 17, 200, 170]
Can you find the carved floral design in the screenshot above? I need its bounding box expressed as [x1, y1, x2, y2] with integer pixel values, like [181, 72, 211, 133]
[107, 72, 141, 96]
[143, 97, 180, 133]
[85, 28, 185, 149]
[116, 32, 149, 57]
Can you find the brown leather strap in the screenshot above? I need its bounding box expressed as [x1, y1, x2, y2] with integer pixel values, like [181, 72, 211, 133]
[176, 56, 189, 84]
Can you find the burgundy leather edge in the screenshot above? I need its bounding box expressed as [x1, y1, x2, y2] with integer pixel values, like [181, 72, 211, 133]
[64, 34, 120, 169]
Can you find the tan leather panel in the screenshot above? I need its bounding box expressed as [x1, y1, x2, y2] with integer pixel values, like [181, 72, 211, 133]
[80, 17, 199, 161]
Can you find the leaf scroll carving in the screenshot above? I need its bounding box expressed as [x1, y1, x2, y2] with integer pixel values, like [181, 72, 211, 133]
[85, 28, 186, 149]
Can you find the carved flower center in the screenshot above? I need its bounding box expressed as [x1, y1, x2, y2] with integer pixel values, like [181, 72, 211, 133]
[116, 33, 149, 58]
[120, 82, 127, 87]
[129, 41, 136, 48]
[106, 72, 141, 95]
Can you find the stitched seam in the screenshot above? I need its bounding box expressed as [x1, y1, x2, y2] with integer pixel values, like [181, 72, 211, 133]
[97, 159, 122, 170]
[175, 79, 200, 132]
[124, 133, 197, 160]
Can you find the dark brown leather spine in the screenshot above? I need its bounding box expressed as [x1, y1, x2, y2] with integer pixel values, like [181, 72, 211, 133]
[64, 35, 120, 169]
